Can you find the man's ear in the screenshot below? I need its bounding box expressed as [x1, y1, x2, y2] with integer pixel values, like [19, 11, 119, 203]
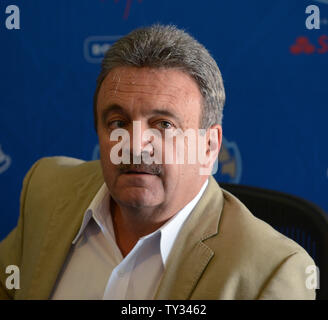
[198, 124, 222, 176]
[206, 124, 222, 160]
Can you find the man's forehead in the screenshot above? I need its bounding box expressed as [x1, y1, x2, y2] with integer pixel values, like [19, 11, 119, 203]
[97, 67, 203, 130]
[108, 66, 161, 82]
[101, 66, 200, 94]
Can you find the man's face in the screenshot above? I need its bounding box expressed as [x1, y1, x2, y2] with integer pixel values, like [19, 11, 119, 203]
[96, 66, 217, 212]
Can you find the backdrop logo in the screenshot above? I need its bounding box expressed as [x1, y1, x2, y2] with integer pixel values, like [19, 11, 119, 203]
[84, 36, 122, 63]
[216, 136, 242, 183]
[290, 35, 328, 54]
[0, 145, 11, 174]
[314, 0, 328, 5]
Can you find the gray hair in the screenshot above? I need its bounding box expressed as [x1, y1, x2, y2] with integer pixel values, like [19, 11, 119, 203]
[93, 24, 225, 130]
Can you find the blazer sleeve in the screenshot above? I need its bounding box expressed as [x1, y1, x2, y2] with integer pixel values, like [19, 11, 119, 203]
[0, 159, 42, 300]
[256, 251, 317, 300]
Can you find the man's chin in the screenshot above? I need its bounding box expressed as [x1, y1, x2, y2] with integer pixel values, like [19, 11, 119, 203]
[117, 193, 161, 209]
[107, 173, 164, 208]
[119, 172, 160, 183]
[114, 183, 163, 208]
[114, 172, 162, 190]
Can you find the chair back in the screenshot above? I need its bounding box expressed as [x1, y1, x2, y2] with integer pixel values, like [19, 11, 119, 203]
[220, 183, 328, 300]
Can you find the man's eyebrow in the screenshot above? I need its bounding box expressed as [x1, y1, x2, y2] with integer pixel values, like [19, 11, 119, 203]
[149, 109, 183, 127]
[101, 104, 129, 124]
[101, 105, 183, 127]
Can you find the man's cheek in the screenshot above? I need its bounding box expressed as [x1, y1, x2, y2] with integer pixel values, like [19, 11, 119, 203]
[100, 142, 115, 163]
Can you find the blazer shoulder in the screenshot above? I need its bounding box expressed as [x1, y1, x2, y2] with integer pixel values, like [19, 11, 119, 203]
[20, 156, 104, 227]
[31, 156, 100, 176]
[27, 156, 103, 190]
[220, 188, 311, 254]
[200, 187, 316, 299]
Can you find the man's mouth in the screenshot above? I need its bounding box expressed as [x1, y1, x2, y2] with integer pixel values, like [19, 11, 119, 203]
[124, 170, 154, 175]
[119, 164, 162, 176]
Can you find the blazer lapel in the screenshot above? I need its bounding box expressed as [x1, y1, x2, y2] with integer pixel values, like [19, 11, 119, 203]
[19, 162, 104, 299]
[154, 177, 224, 299]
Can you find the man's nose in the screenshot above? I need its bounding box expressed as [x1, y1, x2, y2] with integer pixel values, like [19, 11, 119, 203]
[130, 120, 153, 158]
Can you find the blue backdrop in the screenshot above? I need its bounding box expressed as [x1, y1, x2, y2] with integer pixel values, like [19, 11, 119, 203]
[0, 0, 327, 241]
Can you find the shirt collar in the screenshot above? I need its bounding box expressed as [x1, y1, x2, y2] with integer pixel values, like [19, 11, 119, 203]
[72, 179, 209, 264]
[156, 179, 208, 264]
[72, 183, 110, 244]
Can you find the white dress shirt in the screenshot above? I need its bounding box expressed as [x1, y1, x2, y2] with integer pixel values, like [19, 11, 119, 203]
[50, 179, 208, 300]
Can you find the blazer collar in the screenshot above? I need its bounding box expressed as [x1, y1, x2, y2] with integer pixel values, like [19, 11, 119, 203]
[154, 176, 224, 299]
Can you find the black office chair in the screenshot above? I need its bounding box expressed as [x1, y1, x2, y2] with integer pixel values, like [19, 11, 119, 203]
[220, 183, 328, 300]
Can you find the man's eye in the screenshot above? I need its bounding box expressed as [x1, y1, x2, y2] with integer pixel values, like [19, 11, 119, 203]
[108, 120, 126, 129]
[157, 121, 173, 130]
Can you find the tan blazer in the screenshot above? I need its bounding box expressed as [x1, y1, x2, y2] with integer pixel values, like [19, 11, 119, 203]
[0, 157, 316, 300]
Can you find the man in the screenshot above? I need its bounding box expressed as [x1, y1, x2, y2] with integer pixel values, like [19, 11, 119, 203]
[0, 24, 316, 300]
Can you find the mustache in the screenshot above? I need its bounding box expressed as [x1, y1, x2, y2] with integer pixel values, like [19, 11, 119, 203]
[118, 152, 162, 175]
[118, 163, 162, 175]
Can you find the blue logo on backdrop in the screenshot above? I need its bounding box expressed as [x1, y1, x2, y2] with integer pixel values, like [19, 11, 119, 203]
[215, 136, 242, 184]
[84, 35, 122, 63]
[314, 0, 328, 5]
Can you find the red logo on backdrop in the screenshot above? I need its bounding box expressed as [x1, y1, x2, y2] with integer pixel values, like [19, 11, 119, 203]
[115, 0, 142, 19]
[290, 35, 328, 54]
[100, 0, 143, 19]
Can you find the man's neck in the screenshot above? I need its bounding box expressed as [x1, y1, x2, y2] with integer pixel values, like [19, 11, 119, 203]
[110, 178, 209, 257]
[110, 200, 175, 257]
